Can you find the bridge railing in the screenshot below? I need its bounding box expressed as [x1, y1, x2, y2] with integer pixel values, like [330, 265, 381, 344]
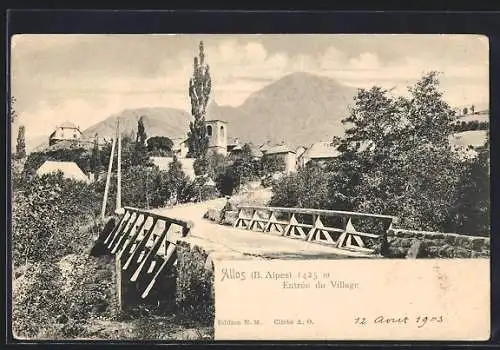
[101, 206, 193, 299]
[233, 205, 398, 253]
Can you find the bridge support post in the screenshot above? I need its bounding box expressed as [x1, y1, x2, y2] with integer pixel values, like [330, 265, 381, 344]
[114, 254, 124, 314]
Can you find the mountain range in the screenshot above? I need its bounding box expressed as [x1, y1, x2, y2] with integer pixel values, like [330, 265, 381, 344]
[69, 72, 358, 150]
[30, 71, 487, 153]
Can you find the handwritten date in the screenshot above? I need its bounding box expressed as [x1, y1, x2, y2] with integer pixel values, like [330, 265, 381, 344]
[354, 315, 444, 328]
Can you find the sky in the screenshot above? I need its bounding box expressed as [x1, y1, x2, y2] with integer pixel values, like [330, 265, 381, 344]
[10, 34, 489, 148]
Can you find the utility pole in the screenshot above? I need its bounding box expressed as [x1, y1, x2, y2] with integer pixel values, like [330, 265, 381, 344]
[101, 134, 116, 221]
[115, 118, 124, 215]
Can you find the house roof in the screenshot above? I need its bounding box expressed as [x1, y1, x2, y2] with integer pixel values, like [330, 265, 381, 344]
[259, 141, 273, 152]
[302, 141, 341, 160]
[206, 119, 228, 124]
[249, 144, 263, 158]
[150, 156, 196, 179]
[58, 121, 79, 129]
[264, 144, 296, 155]
[171, 138, 188, 150]
[36, 161, 90, 183]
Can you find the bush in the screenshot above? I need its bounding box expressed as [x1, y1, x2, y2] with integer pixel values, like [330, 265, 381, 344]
[12, 262, 66, 338]
[270, 73, 490, 235]
[270, 163, 331, 209]
[23, 147, 91, 177]
[12, 255, 116, 339]
[12, 172, 100, 267]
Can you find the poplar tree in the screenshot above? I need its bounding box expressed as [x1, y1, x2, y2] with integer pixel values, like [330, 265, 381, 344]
[15, 125, 26, 159]
[132, 116, 149, 166]
[187, 41, 212, 159]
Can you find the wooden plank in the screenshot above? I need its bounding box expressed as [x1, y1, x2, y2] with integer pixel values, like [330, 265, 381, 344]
[295, 226, 307, 238]
[123, 206, 193, 229]
[112, 216, 153, 254]
[116, 218, 150, 260]
[346, 245, 375, 254]
[248, 210, 258, 230]
[109, 213, 143, 251]
[141, 244, 177, 299]
[104, 211, 131, 246]
[103, 211, 130, 245]
[147, 259, 157, 274]
[107, 212, 139, 249]
[351, 231, 380, 239]
[323, 230, 335, 243]
[263, 211, 276, 232]
[306, 227, 317, 242]
[122, 222, 160, 271]
[233, 209, 242, 228]
[130, 224, 171, 282]
[335, 231, 349, 248]
[114, 217, 152, 257]
[352, 234, 366, 247]
[237, 205, 398, 221]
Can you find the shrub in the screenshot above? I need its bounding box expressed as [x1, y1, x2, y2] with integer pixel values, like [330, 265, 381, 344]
[12, 262, 65, 339]
[12, 172, 99, 267]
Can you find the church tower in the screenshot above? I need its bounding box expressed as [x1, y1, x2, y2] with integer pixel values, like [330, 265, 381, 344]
[206, 119, 228, 156]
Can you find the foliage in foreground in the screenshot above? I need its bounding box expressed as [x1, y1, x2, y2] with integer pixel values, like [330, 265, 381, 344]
[11, 172, 117, 339]
[270, 72, 490, 236]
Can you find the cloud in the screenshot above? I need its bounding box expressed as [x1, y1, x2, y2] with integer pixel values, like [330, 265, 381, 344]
[11, 35, 489, 144]
[348, 52, 381, 70]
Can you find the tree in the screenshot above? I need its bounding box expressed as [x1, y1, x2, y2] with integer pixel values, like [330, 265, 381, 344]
[450, 132, 490, 236]
[187, 41, 211, 160]
[232, 143, 256, 187]
[147, 136, 174, 156]
[261, 155, 286, 175]
[165, 156, 190, 204]
[15, 125, 26, 159]
[270, 162, 331, 210]
[332, 72, 463, 231]
[10, 96, 18, 123]
[131, 116, 149, 166]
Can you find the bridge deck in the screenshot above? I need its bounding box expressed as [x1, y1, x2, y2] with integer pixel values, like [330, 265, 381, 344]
[150, 199, 376, 260]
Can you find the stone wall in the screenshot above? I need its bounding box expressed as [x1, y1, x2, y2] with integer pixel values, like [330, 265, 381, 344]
[386, 229, 490, 258]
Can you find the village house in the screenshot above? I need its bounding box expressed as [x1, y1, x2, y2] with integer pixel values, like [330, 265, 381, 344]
[49, 121, 83, 146]
[226, 137, 242, 158]
[298, 141, 341, 167]
[171, 138, 189, 158]
[150, 156, 196, 179]
[261, 143, 297, 174]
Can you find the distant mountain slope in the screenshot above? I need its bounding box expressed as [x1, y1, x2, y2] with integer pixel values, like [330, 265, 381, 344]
[82, 107, 193, 141]
[207, 72, 357, 147]
[28, 71, 488, 155]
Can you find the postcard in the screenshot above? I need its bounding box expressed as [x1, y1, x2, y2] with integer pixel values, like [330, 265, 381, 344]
[10, 34, 490, 341]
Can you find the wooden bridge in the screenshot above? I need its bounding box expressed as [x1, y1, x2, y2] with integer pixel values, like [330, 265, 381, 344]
[234, 205, 398, 254]
[97, 200, 398, 304]
[99, 207, 193, 300]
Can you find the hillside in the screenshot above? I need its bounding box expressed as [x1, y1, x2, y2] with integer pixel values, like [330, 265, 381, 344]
[29, 72, 488, 153]
[82, 107, 193, 141]
[207, 72, 357, 147]
[76, 72, 356, 149]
